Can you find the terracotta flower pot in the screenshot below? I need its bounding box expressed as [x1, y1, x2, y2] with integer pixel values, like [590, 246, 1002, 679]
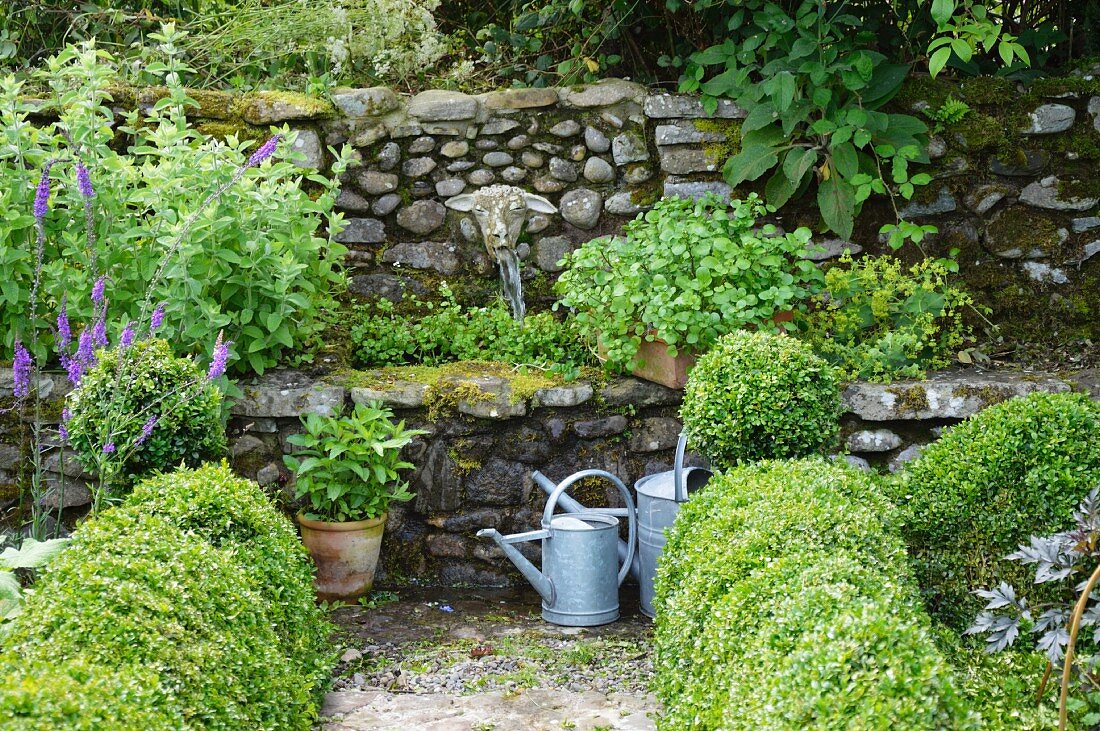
[298, 512, 386, 603]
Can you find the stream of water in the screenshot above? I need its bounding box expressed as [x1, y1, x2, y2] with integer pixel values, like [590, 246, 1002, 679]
[496, 248, 525, 321]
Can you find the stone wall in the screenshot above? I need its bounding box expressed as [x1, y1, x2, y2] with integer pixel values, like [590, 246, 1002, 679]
[5, 364, 1094, 585]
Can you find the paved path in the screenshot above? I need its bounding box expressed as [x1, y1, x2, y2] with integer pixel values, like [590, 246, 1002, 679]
[319, 587, 658, 730]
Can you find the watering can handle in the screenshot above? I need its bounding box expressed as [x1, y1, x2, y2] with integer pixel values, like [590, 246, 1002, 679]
[674, 432, 689, 503]
[541, 469, 637, 587]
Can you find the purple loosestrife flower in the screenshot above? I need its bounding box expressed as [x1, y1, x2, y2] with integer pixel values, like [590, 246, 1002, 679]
[134, 416, 157, 447]
[120, 323, 135, 349]
[75, 161, 94, 199]
[58, 407, 72, 442]
[91, 316, 108, 348]
[150, 304, 166, 333]
[56, 297, 71, 350]
[247, 135, 281, 167]
[102, 442, 116, 455]
[12, 341, 32, 399]
[207, 332, 232, 380]
[33, 163, 55, 223]
[91, 276, 106, 307]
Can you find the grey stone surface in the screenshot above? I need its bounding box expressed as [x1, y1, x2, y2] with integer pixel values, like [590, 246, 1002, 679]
[407, 90, 478, 121]
[481, 118, 521, 135]
[601, 378, 681, 407]
[507, 135, 531, 150]
[1022, 104, 1076, 134]
[658, 147, 718, 174]
[629, 417, 682, 452]
[521, 151, 545, 168]
[643, 93, 746, 119]
[990, 150, 1050, 177]
[348, 273, 426, 302]
[534, 236, 573, 272]
[234, 371, 345, 418]
[482, 151, 513, 167]
[440, 140, 468, 158]
[612, 133, 649, 165]
[1022, 260, 1069, 284]
[454, 376, 527, 419]
[401, 156, 437, 178]
[382, 241, 460, 275]
[479, 87, 558, 109]
[604, 192, 644, 216]
[435, 177, 466, 198]
[654, 122, 726, 146]
[533, 176, 565, 193]
[289, 129, 322, 169]
[569, 144, 588, 161]
[662, 180, 731, 202]
[549, 157, 579, 182]
[335, 217, 386, 244]
[841, 371, 1070, 421]
[372, 194, 401, 216]
[408, 136, 436, 154]
[846, 429, 903, 453]
[889, 445, 924, 473]
[336, 188, 372, 212]
[532, 383, 594, 408]
[238, 92, 332, 124]
[357, 170, 399, 195]
[560, 189, 602, 229]
[375, 142, 400, 171]
[806, 238, 862, 261]
[468, 169, 495, 186]
[574, 415, 629, 438]
[1020, 176, 1099, 211]
[583, 156, 615, 183]
[549, 120, 582, 137]
[964, 184, 1011, 215]
[1072, 216, 1100, 233]
[526, 214, 551, 234]
[447, 160, 476, 172]
[559, 79, 646, 108]
[623, 165, 654, 184]
[502, 166, 527, 183]
[396, 200, 447, 235]
[351, 382, 429, 409]
[899, 188, 957, 217]
[585, 126, 611, 153]
[331, 87, 399, 117]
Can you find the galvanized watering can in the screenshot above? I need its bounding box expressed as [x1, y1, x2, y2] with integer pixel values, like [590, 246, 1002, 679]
[536, 433, 710, 618]
[477, 469, 636, 627]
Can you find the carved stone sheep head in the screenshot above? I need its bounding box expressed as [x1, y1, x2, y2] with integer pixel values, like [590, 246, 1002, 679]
[445, 185, 557, 259]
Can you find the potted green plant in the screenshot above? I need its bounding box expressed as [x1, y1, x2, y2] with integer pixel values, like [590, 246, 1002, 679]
[555, 193, 823, 388]
[284, 401, 425, 602]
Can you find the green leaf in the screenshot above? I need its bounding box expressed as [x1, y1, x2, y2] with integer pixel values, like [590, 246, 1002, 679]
[831, 142, 858, 179]
[862, 63, 910, 109]
[722, 142, 781, 187]
[765, 169, 798, 209]
[782, 147, 817, 185]
[818, 177, 856, 240]
[0, 537, 69, 570]
[930, 0, 955, 26]
[928, 47, 952, 78]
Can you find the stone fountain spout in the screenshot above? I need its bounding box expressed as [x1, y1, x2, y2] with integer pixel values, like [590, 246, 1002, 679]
[445, 185, 558, 321]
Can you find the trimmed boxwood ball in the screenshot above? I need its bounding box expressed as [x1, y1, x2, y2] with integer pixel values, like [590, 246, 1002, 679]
[680, 331, 841, 469]
[889, 391, 1100, 629]
[0, 508, 319, 730]
[65, 338, 227, 486]
[653, 458, 973, 730]
[126, 462, 333, 691]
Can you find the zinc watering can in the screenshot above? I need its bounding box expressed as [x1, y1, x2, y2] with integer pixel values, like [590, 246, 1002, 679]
[535, 433, 710, 618]
[477, 469, 636, 627]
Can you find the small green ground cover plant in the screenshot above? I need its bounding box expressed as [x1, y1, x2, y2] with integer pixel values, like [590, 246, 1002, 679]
[0, 463, 332, 729]
[652, 458, 973, 730]
[679, 331, 841, 470]
[554, 194, 822, 373]
[890, 391, 1100, 630]
[285, 401, 424, 523]
[64, 338, 227, 493]
[351, 285, 593, 378]
[795, 254, 979, 382]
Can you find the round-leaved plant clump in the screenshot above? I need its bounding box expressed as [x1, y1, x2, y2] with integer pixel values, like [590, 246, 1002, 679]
[680, 331, 841, 469]
[555, 193, 823, 371]
[65, 338, 227, 486]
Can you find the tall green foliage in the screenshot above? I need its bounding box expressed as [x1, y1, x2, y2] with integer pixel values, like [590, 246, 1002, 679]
[0, 37, 350, 373]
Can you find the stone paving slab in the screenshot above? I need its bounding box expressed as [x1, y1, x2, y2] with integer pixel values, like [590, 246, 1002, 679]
[321, 688, 657, 730]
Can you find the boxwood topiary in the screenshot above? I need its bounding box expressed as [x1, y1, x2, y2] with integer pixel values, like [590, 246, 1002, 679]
[679, 331, 841, 469]
[65, 338, 227, 487]
[653, 459, 974, 730]
[890, 391, 1100, 628]
[0, 508, 319, 730]
[126, 462, 333, 690]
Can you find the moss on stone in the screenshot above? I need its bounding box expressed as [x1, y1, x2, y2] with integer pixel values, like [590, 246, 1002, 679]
[951, 384, 1012, 406]
[1028, 76, 1100, 99]
[629, 181, 662, 207]
[986, 207, 1063, 256]
[952, 112, 1007, 152]
[888, 385, 930, 414]
[958, 76, 1017, 106]
[893, 75, 955, 111]
[233, 91, 334, 123]
[1041, 124, 1100, 161]
[195, 120, 267, 143]
[692, 118, 743, 164]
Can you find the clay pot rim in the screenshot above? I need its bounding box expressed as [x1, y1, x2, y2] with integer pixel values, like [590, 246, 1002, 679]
[297, 512, 387, 532]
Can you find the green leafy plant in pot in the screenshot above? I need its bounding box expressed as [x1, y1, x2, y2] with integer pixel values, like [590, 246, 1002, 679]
[284, 401, 425, 602]
[555, 193, 822, 388]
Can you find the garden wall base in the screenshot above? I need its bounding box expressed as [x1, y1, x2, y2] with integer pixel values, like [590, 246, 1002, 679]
[3, 365, 1093, 586]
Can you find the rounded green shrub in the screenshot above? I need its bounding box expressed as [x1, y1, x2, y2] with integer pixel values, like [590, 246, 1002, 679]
[1, 508, 318, 730]
[653, 459, 973, 730]
[65, 338, 227, 485]
[680, 331, 841, 469]
[890, 391, 1100, 628]
[126, 462, 332, 689]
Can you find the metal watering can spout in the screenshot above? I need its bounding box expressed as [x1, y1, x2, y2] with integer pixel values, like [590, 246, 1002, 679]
[476, 527, 555, 605]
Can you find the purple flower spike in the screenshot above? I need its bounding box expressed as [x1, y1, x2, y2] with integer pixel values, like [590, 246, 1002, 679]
[58, 423, 68, 441]
[75, 329, 95, 374]
[33, 163, 54, 223]
[150, 303, 166, 332]
[120, 323, 135, 348]
[56, 297, 71, 349]
[12, 341, 32, 399]
[134, 416, 157, 446]
[66, 357, 84, 387]
[102, 442, 116, 454]
[62, 407, 71, 422]
[91, 276, 106, 306]
[207, 332, 232, 381]
[91, 316, 108, 348]
[248, 135, 282, 167]
[76, 161, 94, 199]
